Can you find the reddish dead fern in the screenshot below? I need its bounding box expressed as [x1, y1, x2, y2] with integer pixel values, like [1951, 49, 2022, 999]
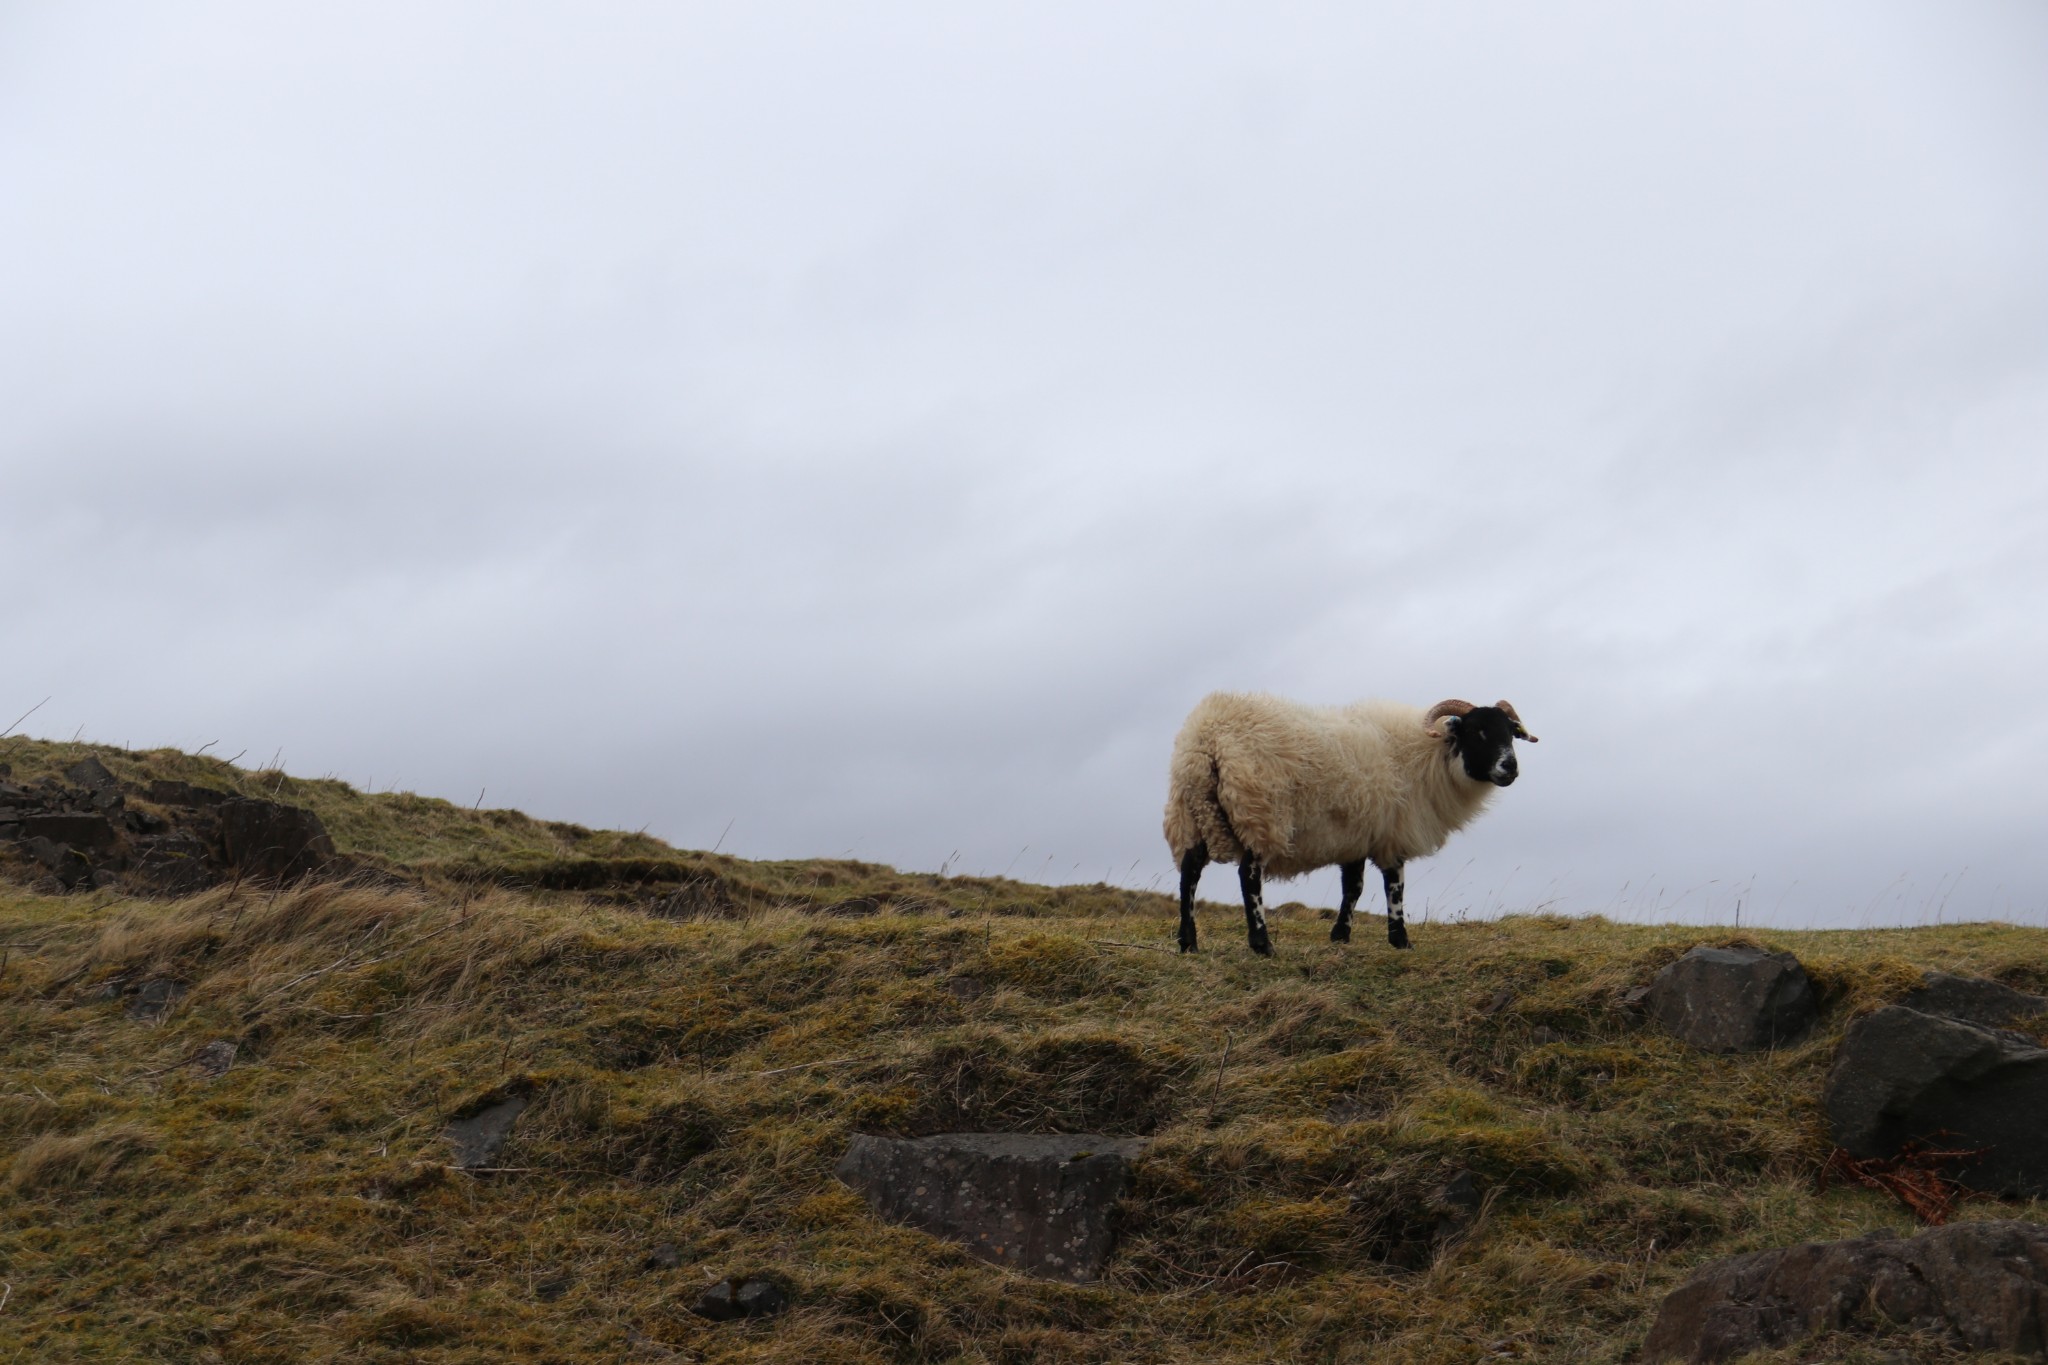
[1817, 1141, 1988, 1225]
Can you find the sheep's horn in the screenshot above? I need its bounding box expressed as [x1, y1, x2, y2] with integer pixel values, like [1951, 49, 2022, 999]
[1422, 699, 1474, 738]
[1496, 699, 1539, 743]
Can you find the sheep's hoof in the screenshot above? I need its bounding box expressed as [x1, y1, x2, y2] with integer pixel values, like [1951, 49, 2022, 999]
[1248, 933, 1274, 957]
[1387, 923, 1412, 950]
[1178, 939, 1197, 954]
[1329, 921, 1351, 944]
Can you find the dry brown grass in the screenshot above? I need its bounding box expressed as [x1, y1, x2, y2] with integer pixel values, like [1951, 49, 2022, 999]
[0, 738, 2045, 1361]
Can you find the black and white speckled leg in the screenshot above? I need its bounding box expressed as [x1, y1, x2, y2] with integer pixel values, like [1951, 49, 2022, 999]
[1331, 859, 1365, 943]
[1238, 854, 1273, 957]
[1177, 845, 1208, 953]
[1384, 862, 1410, 950]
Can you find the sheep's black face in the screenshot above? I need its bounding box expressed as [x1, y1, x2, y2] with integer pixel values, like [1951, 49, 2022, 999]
[1443, 708, 1520, 787]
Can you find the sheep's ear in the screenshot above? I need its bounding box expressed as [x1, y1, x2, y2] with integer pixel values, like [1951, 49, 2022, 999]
[1429, 715, 1462, 740]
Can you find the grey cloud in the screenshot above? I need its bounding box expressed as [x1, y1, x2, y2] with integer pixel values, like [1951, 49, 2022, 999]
[3, 2, 2044, 929]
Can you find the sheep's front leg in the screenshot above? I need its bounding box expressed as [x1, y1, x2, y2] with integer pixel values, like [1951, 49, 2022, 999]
[1384, 862, 1411, 950]
[1331, 859, 1365, 943]
[1238, 854, 1274, 957]
[1177, 846, 1208, 953]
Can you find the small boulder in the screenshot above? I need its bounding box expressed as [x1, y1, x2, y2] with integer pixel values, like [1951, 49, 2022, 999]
[63, 756, 118, 792]
[1824, 1005, 2048, 1197]
[734, 1278, 790, 1317]
[22, 835, 94, 890]
[1901, 972, 2048, 1030]
[125, 980, 188, 1023]
[1642, 1220, 2048, 1363]
[1644, 946, 1817, 1052]
[191, 1040, 238, 1077]
[1430, 1169, 1484, 1242]
[836, 1132, 1144, 1282]
[218, 799, 336, 881]
[691, 1276, 789, 1321]
[692, 1280, 741, 1321]
[442, 1092, 531, 1169]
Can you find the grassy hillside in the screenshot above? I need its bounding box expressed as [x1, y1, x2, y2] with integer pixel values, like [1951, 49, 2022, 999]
[2, 738, 2045, 1363]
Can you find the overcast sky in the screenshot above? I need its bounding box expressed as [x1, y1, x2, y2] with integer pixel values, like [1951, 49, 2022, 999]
[4, 3, 2045, 930]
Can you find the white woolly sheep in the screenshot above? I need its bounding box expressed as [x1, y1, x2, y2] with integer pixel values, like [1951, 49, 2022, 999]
[1162, 693, 1538, 955]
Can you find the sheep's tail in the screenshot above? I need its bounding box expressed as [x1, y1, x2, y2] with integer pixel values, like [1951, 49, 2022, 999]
[1163, 743, 1244, 864]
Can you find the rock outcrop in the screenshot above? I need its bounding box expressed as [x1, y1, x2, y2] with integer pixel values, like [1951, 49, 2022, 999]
[1642, 1221, 2048, 1362]
[1824, 1005, 2048, 1197]
[1644, 945, 1818, 1053]
[1, 759, 339, 894]
[836, 1132, 1145, 1282]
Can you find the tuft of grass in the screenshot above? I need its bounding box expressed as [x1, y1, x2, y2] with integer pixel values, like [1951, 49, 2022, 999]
[6, 1122, 160, 1194]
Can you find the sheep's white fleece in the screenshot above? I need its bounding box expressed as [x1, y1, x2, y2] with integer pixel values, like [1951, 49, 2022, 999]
[1162, 692, 1495, 880]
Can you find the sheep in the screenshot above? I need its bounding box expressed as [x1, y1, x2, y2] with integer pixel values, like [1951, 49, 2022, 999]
[1163, 694, 1537, 955]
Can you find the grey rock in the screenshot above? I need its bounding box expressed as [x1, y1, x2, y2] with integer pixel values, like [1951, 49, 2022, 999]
[34, 839, 99, 891]
[126, 979, 188, 1022]
[692, 1279, 742, 1321]
[21, 835, 94, 890]
[641, 1242, 682, 1271]
[442, 1093, 531, 1169]
[1902, 972, 2048, 1030]
[131, 833, 220, 895]
[1642, 1220, 2048, 1363]
[1431, 1169, 1484, 1241]
[63, 756, 119, 794]
[734, 1278, 789, 1317]
[1644, 946, 1817, 1052]
[1825, 1005, 2048, 1197]
[690, 1276, 788, 1322]
[18, 812, 117, 853]
[836, 1132, 1144, 1282]
[192, 1039, 238, 1077]
[146, 780, 227, 807]
[219, 799, 336, 881]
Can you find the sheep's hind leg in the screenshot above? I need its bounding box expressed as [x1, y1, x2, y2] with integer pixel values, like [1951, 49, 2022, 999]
[1177, 846, 1208, 953]
[1384, 863, 1411, 950]
[1331, 859, 1365, 943]
[1238, 854, 1274, 957]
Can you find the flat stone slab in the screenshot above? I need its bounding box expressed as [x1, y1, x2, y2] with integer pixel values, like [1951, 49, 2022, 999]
[1644, 945, 1817, 1052]
[18, 812, 118, 852]
[1825, 1005, 2048, 1197]
[836, 1132, 1144, 1282]
[1643, 1220, 2048, 1363]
